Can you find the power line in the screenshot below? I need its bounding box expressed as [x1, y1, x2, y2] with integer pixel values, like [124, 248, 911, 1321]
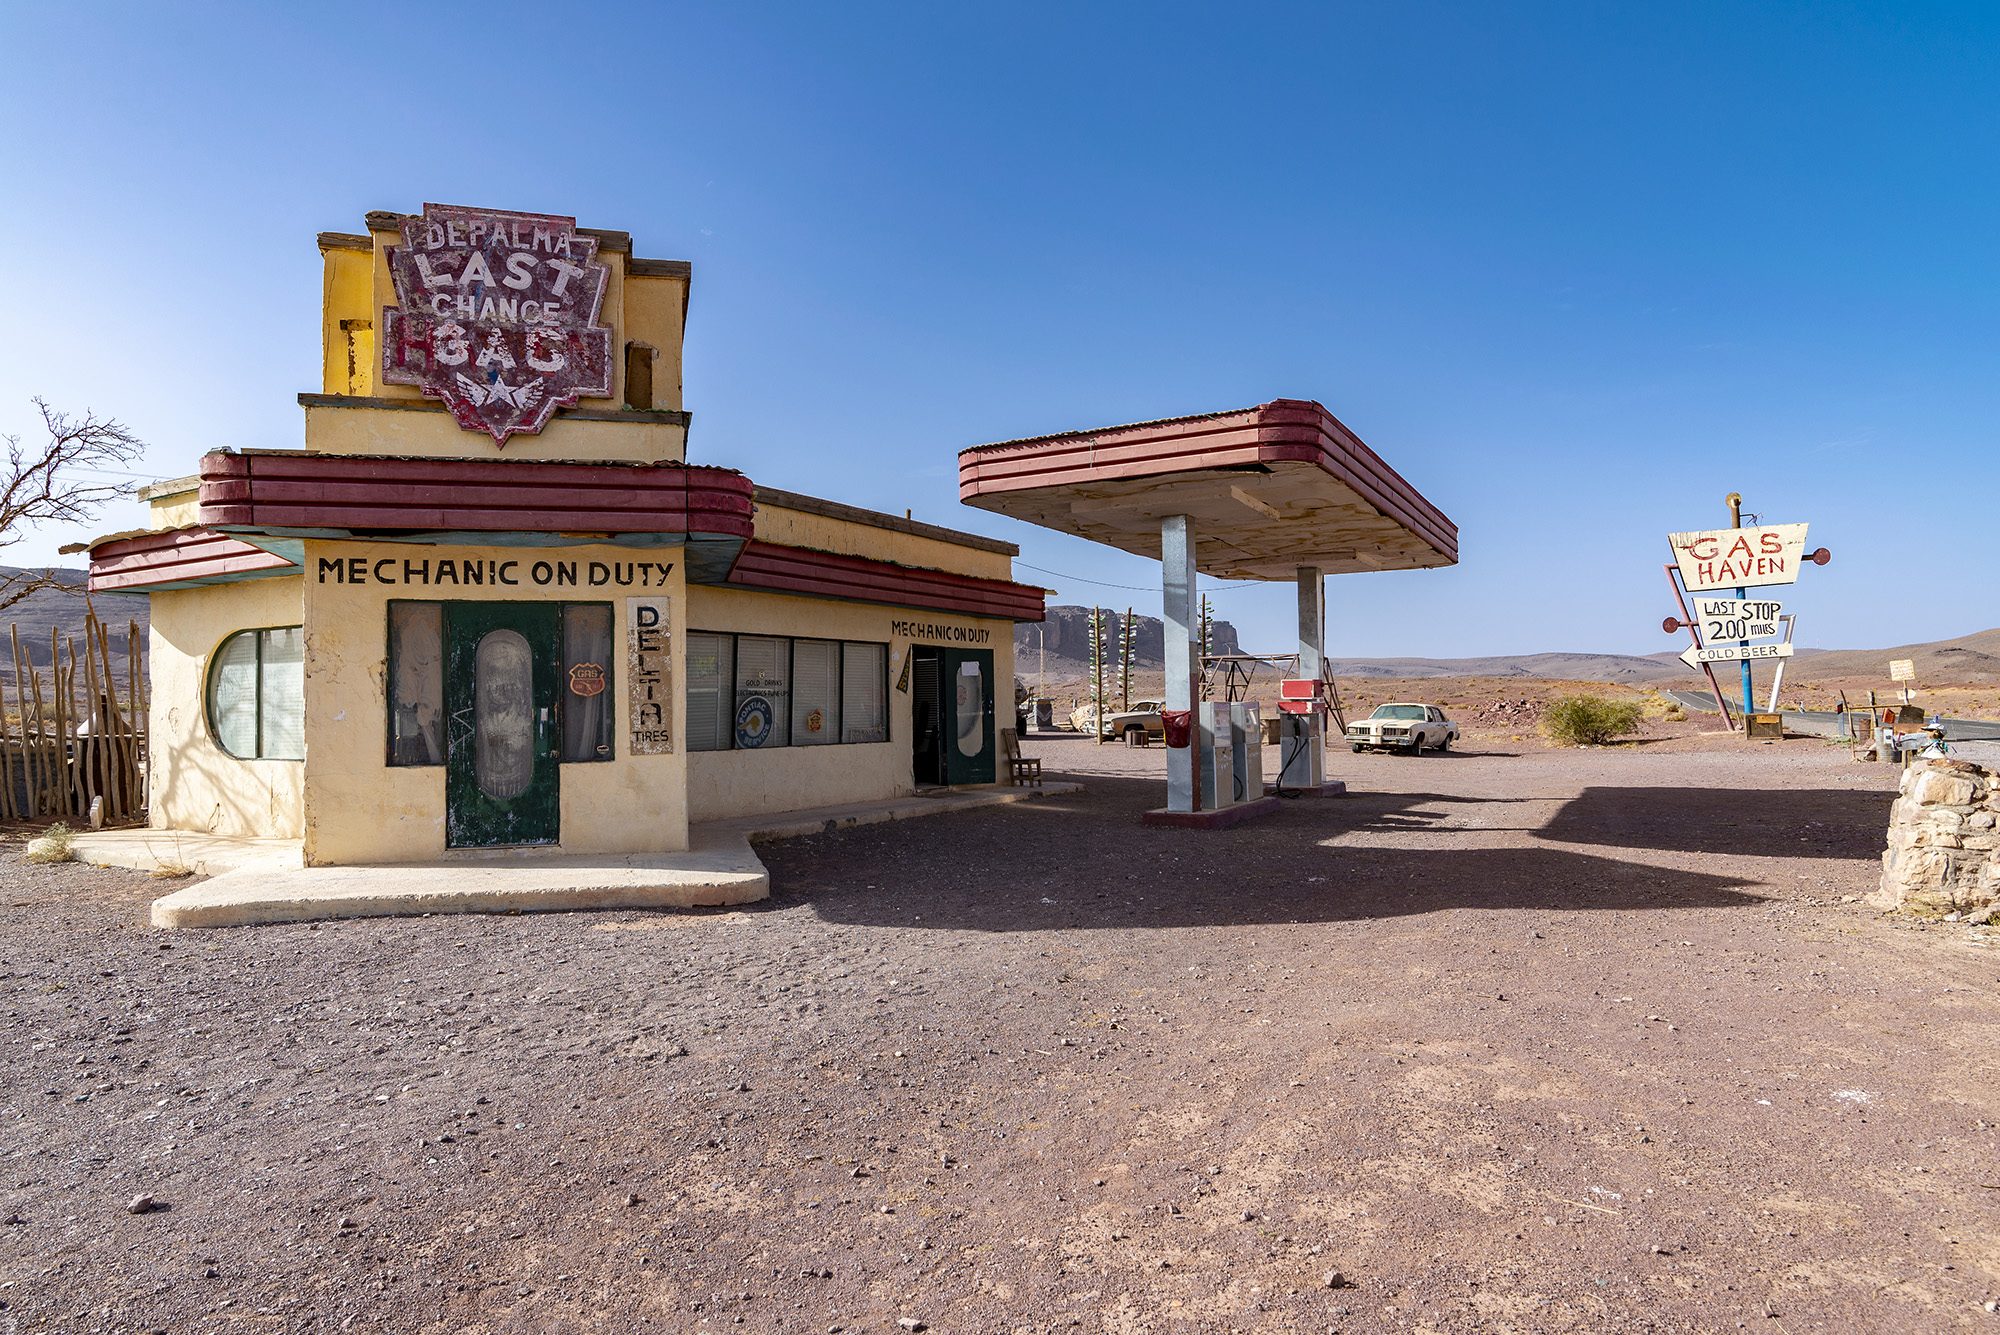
[1015, 560, 1264, 595]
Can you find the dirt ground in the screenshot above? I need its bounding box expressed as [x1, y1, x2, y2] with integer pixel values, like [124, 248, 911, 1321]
[3, 735, 1999, 1334]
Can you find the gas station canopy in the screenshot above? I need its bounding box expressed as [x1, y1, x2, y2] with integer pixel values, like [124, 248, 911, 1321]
[957, 398, 1456, 580]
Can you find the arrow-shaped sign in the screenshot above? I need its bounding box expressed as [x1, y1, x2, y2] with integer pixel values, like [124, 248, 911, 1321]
[1680, 641, 1796, 669]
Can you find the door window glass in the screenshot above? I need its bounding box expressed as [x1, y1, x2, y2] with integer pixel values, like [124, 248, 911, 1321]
[734, 635, 790, 749]
[954, 658, 985, 758]
[791, 639, 840, 745]
[841, 642, 887, 743]
[388, 603, 444, 765]
[561, 604, 614, 762]
[473, 628, 535, 799]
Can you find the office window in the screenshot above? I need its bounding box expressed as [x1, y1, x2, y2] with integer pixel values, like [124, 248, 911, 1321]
[689, 633, 891, 751]
[733, 635, 791, 749]
[561, 604, 614, 762]
[688, 632, 734, 752]
[387, 602, 444, 765]
[207, 627, 305, 761]
[842, 641, 888, 743]
[791, 639, 840, 746]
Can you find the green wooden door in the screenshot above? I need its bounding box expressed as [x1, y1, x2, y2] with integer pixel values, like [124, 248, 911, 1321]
[445, 602, 561, 848]
[940, 647, 996, 785]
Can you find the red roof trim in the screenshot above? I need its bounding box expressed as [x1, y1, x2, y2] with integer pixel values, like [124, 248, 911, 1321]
[958, 398, 1458, 565]
[197, 450, 755, 539]
[87, 528, 295, 592]
[723, 540, 1045, 622]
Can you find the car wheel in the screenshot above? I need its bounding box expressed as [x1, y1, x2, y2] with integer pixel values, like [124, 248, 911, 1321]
[1351, 743, 1365, 753]
[1405, 734, 1423, 754]
[1438, 734, 1451, 752]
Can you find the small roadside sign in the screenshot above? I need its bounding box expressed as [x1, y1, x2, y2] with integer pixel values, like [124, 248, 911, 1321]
[1890, 659, 1916, 682]
[1680, 641, 1796, 669]
[1692, 597, 1784, 642]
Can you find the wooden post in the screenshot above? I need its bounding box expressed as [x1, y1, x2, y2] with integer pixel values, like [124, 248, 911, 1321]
[80, 628, 102, 820]
[129, 620, 146, 814]
[94, 618, 132, 822]
[0, 653, 14, 822]
[12, 626, 36, 818]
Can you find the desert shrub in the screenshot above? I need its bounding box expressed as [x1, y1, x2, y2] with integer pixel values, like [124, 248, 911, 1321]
[23, 822, 76, 864]
[1542, 695, 1645, 747]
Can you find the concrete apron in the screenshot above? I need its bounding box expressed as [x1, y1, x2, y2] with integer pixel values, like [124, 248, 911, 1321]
[73, 782, 1082, 930]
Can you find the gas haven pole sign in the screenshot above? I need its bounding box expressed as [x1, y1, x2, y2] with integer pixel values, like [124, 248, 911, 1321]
[1662, 500, 1830, 731]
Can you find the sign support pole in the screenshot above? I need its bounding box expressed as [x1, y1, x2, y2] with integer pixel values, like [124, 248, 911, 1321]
[1665, 563, 1737, 731]
[1727, 493, 1755, 721]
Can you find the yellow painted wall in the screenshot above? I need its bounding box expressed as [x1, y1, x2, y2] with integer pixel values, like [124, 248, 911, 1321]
[299, 540, 688, 866]
[145, 484, 202, 531]
[686, 585, 1015, 822]
[301, 401, 687, 465]
[146, 576, 306, 839]
[753, 502, 1017, 581]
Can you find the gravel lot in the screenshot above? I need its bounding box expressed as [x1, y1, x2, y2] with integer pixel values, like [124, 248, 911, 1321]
[2, 733, 1997, 1333]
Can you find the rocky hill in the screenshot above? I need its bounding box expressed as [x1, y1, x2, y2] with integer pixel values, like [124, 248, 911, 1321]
[0, 567, 148, 678]
[1015, 605, 1242, 679]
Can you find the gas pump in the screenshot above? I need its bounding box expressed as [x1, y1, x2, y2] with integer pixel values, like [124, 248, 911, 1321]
[1274, 677, 1329, 793]
[1197, 700, 1265, 809]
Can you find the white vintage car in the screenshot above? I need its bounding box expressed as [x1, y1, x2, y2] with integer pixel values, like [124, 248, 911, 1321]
[1346, 703, 1459, 754]
[1069, 700, 1165, 741]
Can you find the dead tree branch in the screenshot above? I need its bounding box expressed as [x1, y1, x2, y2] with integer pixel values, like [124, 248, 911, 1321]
[0, 399, 144, 612]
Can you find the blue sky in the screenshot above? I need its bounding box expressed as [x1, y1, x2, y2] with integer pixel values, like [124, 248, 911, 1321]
[1, 2, 1992, 658]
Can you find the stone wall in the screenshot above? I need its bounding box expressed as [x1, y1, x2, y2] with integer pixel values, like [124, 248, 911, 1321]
[1873, 757, 2000, 917]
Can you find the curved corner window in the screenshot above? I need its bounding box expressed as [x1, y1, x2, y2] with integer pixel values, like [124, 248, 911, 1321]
[207, 627, 304, 761]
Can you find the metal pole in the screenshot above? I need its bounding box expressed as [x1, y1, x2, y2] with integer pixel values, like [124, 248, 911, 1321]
[1286, 566, 1327, 787]
[1767, 614, 1795, 714]
[1666, 563, 1737, 731]
[1727, 493, 1754, 720]
[1162, 515, 1198, 812]
[1091, 606, 1103, 746]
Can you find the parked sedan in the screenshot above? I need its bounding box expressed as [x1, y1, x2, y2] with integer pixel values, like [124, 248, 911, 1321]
[1070, 700, 1166, 741]
[1346, 703, 1459, 754]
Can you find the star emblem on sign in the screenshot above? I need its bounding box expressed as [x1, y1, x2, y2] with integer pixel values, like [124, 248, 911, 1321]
[380, 204, 615, 445]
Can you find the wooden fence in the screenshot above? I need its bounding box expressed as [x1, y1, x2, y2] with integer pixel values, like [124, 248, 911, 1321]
[0, 614, 147, 823]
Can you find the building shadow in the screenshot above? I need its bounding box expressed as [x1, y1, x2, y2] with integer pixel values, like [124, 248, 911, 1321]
[1534, 786, 1895, 861]
[762, 775, 1771, 933]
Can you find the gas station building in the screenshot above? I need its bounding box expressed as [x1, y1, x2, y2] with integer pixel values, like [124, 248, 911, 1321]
[84, 205, 1043, 867]
[79, 201, 1456, 895]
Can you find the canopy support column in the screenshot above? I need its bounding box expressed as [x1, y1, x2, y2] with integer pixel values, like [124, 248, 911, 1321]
[1284, 565, 1327, 787]
[1162, 514, 1198, 813]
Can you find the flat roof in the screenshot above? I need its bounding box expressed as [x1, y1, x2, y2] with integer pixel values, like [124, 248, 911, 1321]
[958, 398, 1456, 580]
[754, 486, 1018, 557]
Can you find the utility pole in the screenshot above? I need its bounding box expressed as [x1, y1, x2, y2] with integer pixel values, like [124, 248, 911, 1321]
[1198, 596, 1213, 700]
[1120, 606, 1134, 711]
[1089, 606, 1105, 746]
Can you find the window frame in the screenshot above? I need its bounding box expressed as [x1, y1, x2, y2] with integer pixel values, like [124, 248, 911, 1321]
[205, 624, 306, 762]
[689, 630, 892, 752]
[384, 600, 618, 767]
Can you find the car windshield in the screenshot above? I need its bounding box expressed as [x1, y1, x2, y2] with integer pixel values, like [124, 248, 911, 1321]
[1371, 705, 1427, 721]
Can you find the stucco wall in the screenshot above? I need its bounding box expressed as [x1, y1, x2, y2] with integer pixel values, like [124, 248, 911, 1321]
[147, 576, 306, 840]
[686, 585, 1015, 823]
[752, 502, 1016, 581]
[299, 540, 689, 865]
[301, 401, 686, 465]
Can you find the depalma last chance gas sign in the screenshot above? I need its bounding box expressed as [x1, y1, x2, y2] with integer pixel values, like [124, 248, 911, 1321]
[380, 204, 615, 445]
[1668, 523, 1810, 594]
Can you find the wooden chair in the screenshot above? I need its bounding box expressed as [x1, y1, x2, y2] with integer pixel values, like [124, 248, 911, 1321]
[999, 728, 1041, 787]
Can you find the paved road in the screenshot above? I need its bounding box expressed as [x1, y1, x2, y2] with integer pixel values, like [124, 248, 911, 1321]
[1666, 689, 2000, 741]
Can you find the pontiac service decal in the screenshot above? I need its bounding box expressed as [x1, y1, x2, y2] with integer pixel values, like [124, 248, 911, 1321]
[381, 204, 614, 444]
